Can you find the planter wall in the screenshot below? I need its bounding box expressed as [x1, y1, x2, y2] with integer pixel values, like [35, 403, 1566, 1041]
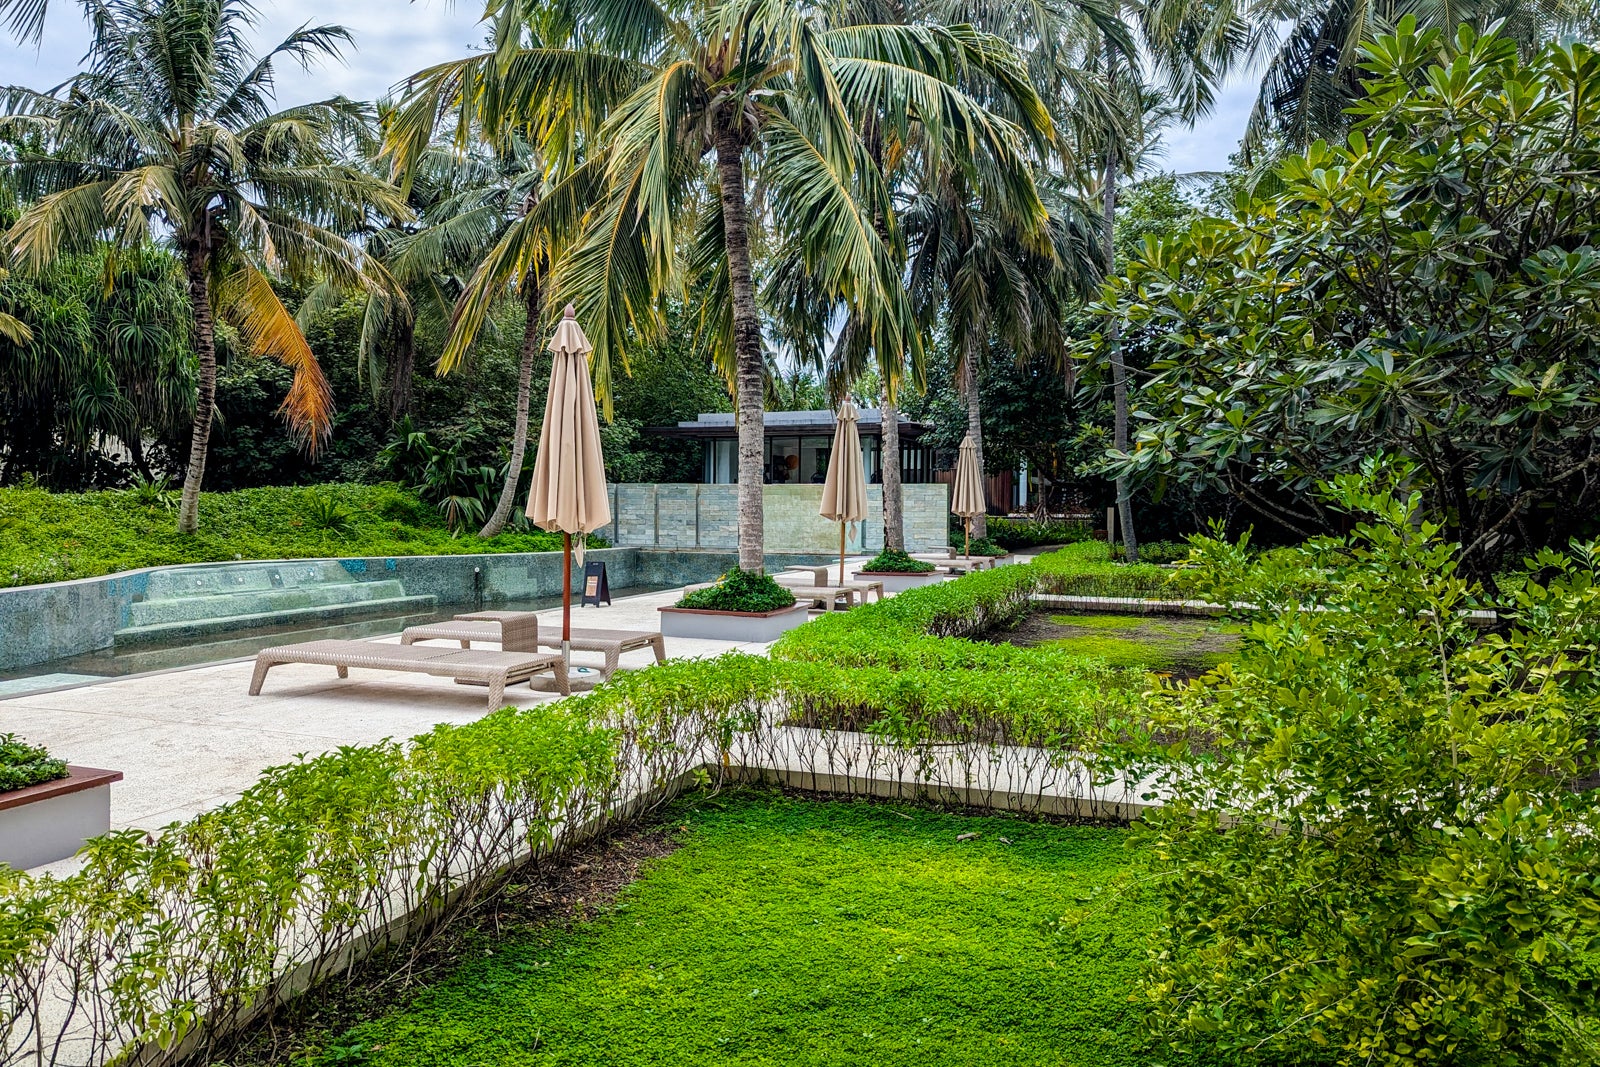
[0, 765, 121, 870]
[657, 603, 812, 642]
[856, 571, 946, 594]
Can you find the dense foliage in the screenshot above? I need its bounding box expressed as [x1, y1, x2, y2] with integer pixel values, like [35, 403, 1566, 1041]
[0, 483, 588, 588]
[1113, 473, 1600, 1064]
[1108, 26, 1600, 574]
[1031, 541, 1174, 598]
[0, 734, 67, 793]
[859, 548, 936, 573]
[985, 515, 1094, 549]
[676, 569, 797, 613]
[302, 793, 1170, 1067]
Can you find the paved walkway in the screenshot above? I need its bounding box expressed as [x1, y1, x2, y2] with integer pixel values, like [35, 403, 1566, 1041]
[4, 562, 910, 867]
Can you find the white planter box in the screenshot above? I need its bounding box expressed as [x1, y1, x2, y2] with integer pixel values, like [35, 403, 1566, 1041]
[657, 604, 811, 642]
[0, 766, 121, 870]
[856, 571, 946, 594]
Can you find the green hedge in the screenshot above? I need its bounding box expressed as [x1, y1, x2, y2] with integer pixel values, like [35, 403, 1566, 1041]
[0, 484, 602, 588]
[985, 515, 1095, 549]
[1032, 541, 1177, 598]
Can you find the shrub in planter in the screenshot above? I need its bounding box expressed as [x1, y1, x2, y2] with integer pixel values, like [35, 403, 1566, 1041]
[0, 734, 68, 794]
[963, 536, 1008, 558]
[858, 549, 936, 574]
[677, 569, 797, 613]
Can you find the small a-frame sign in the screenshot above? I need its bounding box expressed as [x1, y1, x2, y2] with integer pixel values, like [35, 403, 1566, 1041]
[581, 560, 611, 607]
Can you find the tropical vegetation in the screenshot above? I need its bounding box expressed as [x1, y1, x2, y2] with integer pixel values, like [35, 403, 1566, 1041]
[0, 733, 67, 793]
[858, 547, 936, 573]
[675, 568, 797, 612]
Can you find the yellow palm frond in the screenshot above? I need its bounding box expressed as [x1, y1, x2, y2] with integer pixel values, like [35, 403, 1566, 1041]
[218, 263, 335, 450]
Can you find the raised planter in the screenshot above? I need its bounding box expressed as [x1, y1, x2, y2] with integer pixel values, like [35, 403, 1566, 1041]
[857, 570, 946, 594]
[0, 765, 122, 869]
[657, 603, 811, 642]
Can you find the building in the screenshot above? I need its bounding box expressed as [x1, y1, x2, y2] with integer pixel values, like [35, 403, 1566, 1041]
[591, 410, 951, 554]
[647, 409, 940, 487]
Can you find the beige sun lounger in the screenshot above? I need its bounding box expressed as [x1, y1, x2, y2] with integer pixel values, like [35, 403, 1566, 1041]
[910, 553, 999, 573]
[400, 611, 667, 679]
[681, 582, 857, 612]
[247, 639, 569, 707]
[773, 571, 884, 603]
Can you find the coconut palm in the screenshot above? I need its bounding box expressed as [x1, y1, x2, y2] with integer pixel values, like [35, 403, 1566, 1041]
[1, 0, 405, 532]
[386, 6, 631, 538]
[543, 0, 1023, 571]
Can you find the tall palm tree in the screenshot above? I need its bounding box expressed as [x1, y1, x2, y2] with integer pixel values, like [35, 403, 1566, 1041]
[547, 0, 970, 571]
[904, 173, 1100, 537]
[2, 0, 404, 532]
[386, 6, 629, 538]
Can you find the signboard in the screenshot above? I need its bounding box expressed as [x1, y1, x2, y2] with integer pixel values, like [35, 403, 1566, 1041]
[581, 560, 611, 607]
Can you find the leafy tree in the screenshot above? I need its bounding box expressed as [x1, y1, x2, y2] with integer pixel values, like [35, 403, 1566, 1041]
[0, 245, 194, 486]
[1109, 465, 1600, 1065]
[1, 0, 404, 531]
[1106, 24, 1600, 576]
[1244, 0, 1598, 151]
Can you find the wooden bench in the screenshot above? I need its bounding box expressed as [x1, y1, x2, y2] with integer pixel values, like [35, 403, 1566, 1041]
[247, 639, 569, 708]
[400, 611, 667, 679]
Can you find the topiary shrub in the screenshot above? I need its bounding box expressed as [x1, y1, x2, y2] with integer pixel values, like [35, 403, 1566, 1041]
[0, 734, 69, 793]
[858, 549, 936, 574]
[676, 569, 798, 613]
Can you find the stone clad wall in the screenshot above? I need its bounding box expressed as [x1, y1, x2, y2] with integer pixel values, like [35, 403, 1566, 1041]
[594, 483, 949, 553]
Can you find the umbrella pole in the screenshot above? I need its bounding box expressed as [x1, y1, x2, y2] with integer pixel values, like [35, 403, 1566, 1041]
[562, 532, 572, 672]
[839, 522, 846, 586]
[964, 518, 970, 560]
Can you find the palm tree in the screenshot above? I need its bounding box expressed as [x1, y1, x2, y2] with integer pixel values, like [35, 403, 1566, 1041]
[386, 7, 629, 538]
[2, 0, 404, 532]
[547, 0, 964, 571]
[904, 173, 1100, 538]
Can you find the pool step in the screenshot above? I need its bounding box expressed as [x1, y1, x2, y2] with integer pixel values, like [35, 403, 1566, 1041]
[115, 561, 437, 647]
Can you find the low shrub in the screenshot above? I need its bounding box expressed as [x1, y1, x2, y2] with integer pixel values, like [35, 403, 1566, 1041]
[985, 515, 1094, 549]
[858, 548, 936, 574]
[0, 484, 606, 588]
[1133, 539, 1190, 564]
[1033, 541, 1175, 598]
[1106, 473, 1600, 1065]
[676, 569, 797, 613]
[963, 536, 1008, 557]
[0, 733, 68, 793]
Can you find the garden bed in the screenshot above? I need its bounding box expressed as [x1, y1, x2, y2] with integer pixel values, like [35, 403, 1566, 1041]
[229, 789, 1172, 1067]
[998, 611, 1240, 678]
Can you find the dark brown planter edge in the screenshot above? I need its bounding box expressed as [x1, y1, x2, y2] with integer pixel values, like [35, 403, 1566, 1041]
[0, 765, 123, 812]
[657, 604, 806, 618]
[857, 569, 938, 576]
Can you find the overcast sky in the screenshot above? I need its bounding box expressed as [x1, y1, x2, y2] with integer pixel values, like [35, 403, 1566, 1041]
[0, 0, 1254, 174]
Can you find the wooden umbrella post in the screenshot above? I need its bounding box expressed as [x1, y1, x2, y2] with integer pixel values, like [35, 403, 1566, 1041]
[964, 517, 970, 560]
[839, 522, 846, 585]
[562, 532, 573, 665]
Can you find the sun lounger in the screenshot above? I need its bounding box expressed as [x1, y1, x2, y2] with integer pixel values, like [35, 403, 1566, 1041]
[773, 571, 884, 603]
[682, 582, 857, 611]
[910, 553, 998, 573]
[247, 639, 569, 707]
[400, 611, 667, 679]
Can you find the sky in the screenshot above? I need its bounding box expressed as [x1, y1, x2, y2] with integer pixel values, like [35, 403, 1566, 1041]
[0, 0, 1256, 174]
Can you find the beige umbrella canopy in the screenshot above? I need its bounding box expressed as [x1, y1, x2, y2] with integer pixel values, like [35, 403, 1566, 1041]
[526, 305, 611, 665]
[819, 399, 868, 584]
[951, 434, 985, 558]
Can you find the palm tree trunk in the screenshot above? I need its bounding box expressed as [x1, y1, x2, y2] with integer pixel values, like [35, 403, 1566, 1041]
[961, 351, 988, 540]
[880, 389, 905, 551]
[386, 314, 416, 423]
[1102, 105, 1137, 563]
[716, 121, 765, 573]
[177, 251, 216, 535]
[479, 279, 541, 538]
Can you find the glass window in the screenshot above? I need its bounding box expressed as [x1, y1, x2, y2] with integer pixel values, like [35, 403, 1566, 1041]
[863, 437, 882, 483]
[703, 439, 738, 483]
[765, 436, 801, 483]
[800, 436, 832, 485]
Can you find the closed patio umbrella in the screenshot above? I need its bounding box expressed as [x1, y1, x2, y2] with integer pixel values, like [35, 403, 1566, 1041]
[526, 305, 611, 677]
[951, 434, 984, 559]
[819, 399, 868, 584]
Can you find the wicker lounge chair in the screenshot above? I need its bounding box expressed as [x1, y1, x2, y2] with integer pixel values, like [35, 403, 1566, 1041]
[400, 611, 666, 679]
[247, 639, 569, 708]
[772, 571, 884, 603]
[909, 553, 998, 573]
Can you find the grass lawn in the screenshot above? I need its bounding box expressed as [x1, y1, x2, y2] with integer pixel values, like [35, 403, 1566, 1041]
[1003, 612, 1240, 676]
[300, 791, 1175, 1067]
[0, 483, 600, 588]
